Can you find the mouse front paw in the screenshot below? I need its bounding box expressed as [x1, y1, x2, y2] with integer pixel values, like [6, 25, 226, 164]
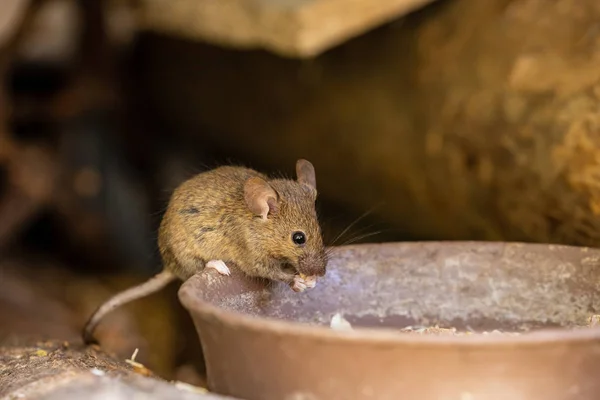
[206, 259, 231, 276]
[301, 274, 317, 289]
[291, 275, 307, 292]
[290, 274, 317, 292]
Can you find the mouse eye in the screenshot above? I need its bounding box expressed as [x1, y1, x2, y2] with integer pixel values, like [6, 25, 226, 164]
[292, 231, 307, 246]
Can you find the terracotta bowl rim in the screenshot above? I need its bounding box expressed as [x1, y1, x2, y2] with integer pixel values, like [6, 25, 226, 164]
[178, 240, 600, 348]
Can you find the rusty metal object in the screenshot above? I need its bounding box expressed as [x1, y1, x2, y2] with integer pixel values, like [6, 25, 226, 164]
[179, 241, 600, 400]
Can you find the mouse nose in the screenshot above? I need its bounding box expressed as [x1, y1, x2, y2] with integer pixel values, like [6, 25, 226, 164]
[298, 252, 327, 277]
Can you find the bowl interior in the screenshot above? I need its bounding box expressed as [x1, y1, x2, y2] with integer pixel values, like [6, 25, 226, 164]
[184, 242, 600, 333]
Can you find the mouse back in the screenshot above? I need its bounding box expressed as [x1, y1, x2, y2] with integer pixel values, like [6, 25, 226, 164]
[159, 160, 327, 282]
[158, 165, 266, 277]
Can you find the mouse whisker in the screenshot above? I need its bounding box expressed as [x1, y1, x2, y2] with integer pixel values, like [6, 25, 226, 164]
[336, 230, 383, 247]
[328, 206, 380, 246]
[328, 215, 369, 246]
[327, 221, 376, 248]
[323, 233, 377, 260]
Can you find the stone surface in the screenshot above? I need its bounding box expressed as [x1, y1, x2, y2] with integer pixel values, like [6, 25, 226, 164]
[0, 339, 234, 399]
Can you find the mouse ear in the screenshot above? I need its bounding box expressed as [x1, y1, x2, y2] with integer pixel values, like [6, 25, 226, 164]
[296, 159, 316, 191]
[244, 177, 279, 220]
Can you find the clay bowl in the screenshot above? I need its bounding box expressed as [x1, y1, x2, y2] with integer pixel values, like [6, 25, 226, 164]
[178, 241, 600, 400]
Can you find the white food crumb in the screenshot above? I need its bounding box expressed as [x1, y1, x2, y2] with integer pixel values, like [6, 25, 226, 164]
[174, 381, 208, 393]
[460, 392, 474, 400]
[130, 348, 139, 362]
[90, 368, 105, 376]
[330, 313, 353, 330]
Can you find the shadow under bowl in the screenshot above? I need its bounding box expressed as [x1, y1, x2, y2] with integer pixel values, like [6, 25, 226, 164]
[178, 241, 600, 400]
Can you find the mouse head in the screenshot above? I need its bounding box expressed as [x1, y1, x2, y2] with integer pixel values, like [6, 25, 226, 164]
[243, 159, 327, 279]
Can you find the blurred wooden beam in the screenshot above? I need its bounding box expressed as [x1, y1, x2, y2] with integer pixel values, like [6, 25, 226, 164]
[138, 0, 437, 58]
[0, 0, 31, 49]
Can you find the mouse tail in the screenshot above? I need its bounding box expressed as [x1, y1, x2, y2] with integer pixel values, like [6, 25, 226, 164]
[81, 270, 176, 345]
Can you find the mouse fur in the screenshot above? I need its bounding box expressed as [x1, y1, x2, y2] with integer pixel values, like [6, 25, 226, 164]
[82, 159, 327, 345]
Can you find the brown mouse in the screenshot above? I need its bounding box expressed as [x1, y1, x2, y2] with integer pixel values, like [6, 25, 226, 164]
[82, 159, 327, 344]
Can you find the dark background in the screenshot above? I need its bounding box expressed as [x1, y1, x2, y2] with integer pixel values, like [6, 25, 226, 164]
[1, 0, 598, 385]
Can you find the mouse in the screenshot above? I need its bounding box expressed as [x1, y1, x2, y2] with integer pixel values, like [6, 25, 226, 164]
[82, 159, 328, 345]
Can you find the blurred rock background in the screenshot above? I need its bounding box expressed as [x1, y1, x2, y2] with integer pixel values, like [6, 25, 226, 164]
[1, 0, 599, 386]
